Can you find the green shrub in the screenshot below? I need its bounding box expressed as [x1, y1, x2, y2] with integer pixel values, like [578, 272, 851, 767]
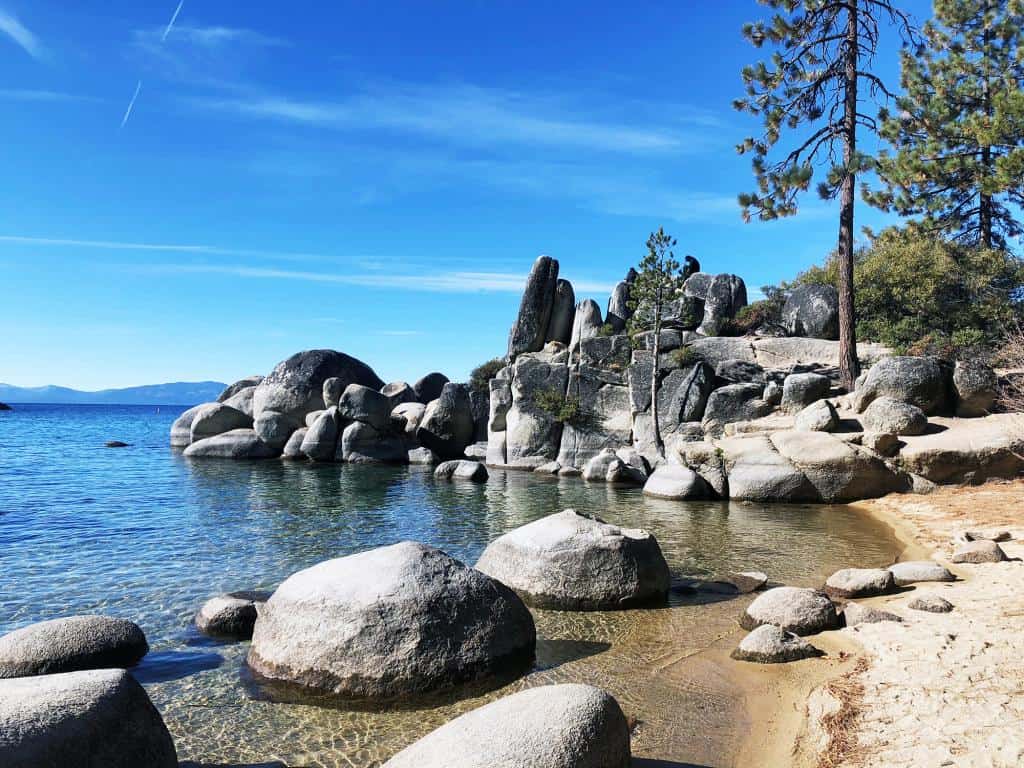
[469, 358, 505, 393]
[787, 226, 1024, 354]
[668, 346, 698, 368]
[533, 389, 598, 429]
[597, 323, 618, 337]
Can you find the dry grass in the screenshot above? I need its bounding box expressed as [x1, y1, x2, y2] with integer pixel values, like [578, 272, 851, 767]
[815, 657, 870, 768]
[994, 321, 1024, 413]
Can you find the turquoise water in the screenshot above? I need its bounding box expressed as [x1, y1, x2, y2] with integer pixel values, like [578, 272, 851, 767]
[0, 404, 900, 767]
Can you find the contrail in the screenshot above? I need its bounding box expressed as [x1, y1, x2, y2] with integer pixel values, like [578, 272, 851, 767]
[162, 0, 184, 42]
[120, 81, 142, 129]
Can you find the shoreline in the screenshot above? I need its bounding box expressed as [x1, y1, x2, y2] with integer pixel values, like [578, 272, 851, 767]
[730, 478, 1024, 768]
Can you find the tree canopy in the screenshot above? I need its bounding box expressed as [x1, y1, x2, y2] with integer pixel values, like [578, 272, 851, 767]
[869, 0, 1024, 250]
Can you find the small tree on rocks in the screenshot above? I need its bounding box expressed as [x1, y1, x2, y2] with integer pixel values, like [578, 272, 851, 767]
[628, 227, 687, 457]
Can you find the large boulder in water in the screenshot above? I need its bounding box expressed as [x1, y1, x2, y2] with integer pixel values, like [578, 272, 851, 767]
[248, 542, 536, 699]
[300, 407, 342, 461]
[169, 404, 203, 447]
[252, 349, 384, 430]
[731, 625, 824, 664]
[338, 421, 406, 463]
[642, 464, 710, 500]
[0, 669, 177, 767]
[508, 255, 560, 357]
[417, 383, 475, 459]
[189, 402, 251, 441]
[221, 385, 257, 418]
[185, 428, 279, 459]
[381, 683, 631, 768]
[195, 590, 271, 640]
[854, 356, 950, 414]
[0, 616, 148, 678]
[475, 510, 670, 610]
[781, 284, 839, 340]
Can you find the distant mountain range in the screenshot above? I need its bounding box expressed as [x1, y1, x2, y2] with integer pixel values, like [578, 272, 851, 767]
[0, 381, 228, 406]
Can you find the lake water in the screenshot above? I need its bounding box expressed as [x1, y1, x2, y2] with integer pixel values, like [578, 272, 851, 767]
[0, 404, 901, 767]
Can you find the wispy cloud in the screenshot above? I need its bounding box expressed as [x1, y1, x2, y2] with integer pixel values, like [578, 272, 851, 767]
[0, 9, 43, 59]
[0, 234, 358, 264]
[0, 89, 101, 103]
[196, 82, 714, 154]
[129, 262, 615, 295]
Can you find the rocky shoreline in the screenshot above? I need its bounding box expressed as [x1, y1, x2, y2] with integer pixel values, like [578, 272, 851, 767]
[169, 254, 1023, 506]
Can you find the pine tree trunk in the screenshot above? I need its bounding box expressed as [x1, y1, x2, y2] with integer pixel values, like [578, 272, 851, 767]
[837, 0, 861, 391]
[650, 295, 664, 458]
[980, 32, 994, 250]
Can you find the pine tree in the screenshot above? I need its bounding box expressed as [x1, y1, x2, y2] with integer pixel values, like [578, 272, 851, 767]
[735, 0, 915, 389]
[869, 0, 1024, 250]
[627, 228, 685, 458]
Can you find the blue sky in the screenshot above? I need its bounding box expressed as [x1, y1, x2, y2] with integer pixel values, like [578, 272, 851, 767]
[0, 0, 934, 389]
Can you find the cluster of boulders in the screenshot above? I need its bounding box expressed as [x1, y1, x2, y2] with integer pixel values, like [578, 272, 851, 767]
[732, 529, 1015, 664]
[171, 349, 489, 464]
[486, 256, 1020, 500]
[169, 254, 1022, 505]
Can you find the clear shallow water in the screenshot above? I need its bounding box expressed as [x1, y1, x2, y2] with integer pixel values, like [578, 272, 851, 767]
[0, 404, 901, 767]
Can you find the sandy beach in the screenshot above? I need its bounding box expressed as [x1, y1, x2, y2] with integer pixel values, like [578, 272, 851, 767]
[735, 478, 1024, 768]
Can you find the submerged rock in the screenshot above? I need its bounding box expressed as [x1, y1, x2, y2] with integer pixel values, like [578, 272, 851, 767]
[475, 509, 670, 610]
[0, 616, 148, 678]
[824, 568, 896, 599]
[731, 624, 824, 664]
[381, 684, 631, 768]
[740, 587, 839, 636]
[248, 542, 536, 699]
[195, 591, 271, 640]
[725, 571, 769, 593]
[0, 669, 177, 767]
[888, 561, 955, 587]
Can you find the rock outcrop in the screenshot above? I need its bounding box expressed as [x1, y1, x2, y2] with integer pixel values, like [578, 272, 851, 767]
[475, 510, 670, 610]
[248, 542, 536, 699]
[508, 255, 561, 357]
